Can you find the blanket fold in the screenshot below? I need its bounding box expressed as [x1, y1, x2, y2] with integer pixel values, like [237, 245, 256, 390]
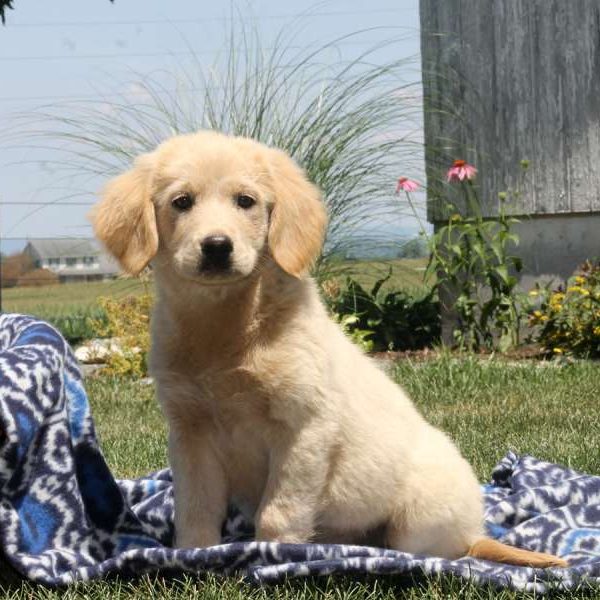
[0, 313, 598, 592]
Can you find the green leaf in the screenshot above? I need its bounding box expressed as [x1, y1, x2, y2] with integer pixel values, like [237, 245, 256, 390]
[370, 268, 392, 298]
[494, 264, 510, 285]
[513, 257, 523, 272]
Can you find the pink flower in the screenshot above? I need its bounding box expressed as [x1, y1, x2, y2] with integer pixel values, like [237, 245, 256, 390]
[447, 159, 477, 182]
[396, 176, 419, 193]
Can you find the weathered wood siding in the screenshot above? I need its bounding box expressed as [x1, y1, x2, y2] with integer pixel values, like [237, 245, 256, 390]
[420, 0, 600, 221]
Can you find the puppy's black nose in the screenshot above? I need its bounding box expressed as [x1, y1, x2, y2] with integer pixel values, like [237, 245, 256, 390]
[200, 235, 233, 270]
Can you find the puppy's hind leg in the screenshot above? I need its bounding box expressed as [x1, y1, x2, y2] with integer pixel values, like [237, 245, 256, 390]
[385, 461, 484, 559]
[255, 419, 335, 544]
[385, 505, 475, 560]
[385, 486, 568, 567]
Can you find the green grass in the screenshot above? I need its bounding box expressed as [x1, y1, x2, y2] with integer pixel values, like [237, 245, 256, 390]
[2, 278, 149, 319]
[2, 260, 428, 320]
[1, 259, 431, 345]
[2, 278, 151, 344]
[87, 378, 167, 478]
[4, 356, 599, 598]
[328, 257, 430, 295]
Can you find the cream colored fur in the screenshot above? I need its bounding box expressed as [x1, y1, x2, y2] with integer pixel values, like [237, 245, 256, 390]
[92, 131, 566, 567]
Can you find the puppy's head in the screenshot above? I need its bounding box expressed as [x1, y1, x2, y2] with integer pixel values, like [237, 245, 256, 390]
[91, 131, 327, 285]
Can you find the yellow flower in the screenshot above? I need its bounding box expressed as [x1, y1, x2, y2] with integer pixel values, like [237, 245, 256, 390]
[575, 276, 586, 284]
[321, 279, 341, 300]
[553, 347, 563, 354]
[594, 326, 600, 336]
[540, 315, 549, 322]
[580, 289, 590, 296]
[567, 286, 581, 293]
[528, 290, 539, 297]
[533, 310, 542, 318]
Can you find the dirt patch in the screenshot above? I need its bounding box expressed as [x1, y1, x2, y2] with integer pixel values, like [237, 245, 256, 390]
[370, 344, 552, 363]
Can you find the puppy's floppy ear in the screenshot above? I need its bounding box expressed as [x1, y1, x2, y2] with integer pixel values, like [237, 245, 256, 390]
[90, 154, 158, 276]
[267, 149, 328, 277]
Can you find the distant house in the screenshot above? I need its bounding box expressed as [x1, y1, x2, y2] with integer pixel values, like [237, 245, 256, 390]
[23, 239, 120, 284]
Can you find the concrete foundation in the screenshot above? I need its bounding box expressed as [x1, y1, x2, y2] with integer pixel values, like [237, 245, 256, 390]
[514, 213, 600, 290]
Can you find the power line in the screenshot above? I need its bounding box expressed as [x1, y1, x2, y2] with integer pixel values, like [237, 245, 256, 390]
[1, 202, 93, 206]
[0, 50, 198, 63]
[0, 83, 211, 103]
[0, 35, 414, 64]
[0, 89, 164, 103]
[1, 278, 115, 282]
[5, 9, 407, 29]
[0, 57, 419, 105]
[1, 237, 92, 240]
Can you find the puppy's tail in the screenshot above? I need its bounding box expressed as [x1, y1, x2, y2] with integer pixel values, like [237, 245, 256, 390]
[467, 538, 568, 568]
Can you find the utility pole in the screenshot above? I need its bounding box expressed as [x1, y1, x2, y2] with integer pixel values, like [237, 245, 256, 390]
[0, 207, 3, 313]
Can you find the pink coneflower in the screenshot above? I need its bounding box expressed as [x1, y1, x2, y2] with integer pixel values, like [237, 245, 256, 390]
[396, 176, 419, 193]
[447, 159, 477, 182]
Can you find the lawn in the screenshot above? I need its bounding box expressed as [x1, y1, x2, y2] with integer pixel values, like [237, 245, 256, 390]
[326, 257, 430, 294]
[2, 278, 152, 344]
[1, 259, 430, 320]
[2, 356, 599, 599]
[2, 278, 150, 320]
[1, 259, 431, 345]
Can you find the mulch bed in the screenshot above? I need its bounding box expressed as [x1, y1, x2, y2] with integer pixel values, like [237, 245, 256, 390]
[370, 344, 556, 364]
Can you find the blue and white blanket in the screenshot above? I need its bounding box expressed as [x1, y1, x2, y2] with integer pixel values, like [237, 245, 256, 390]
[0, 313, 599, 592]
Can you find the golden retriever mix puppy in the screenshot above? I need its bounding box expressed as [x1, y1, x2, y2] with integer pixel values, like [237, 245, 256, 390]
[92, 131, 565, 568]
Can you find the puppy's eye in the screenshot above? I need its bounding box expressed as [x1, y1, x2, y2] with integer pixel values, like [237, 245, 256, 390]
[235, 194, 256, 210]
[172, 193, 194, 211]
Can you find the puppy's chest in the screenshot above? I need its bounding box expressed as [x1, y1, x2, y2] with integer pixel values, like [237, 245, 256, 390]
[197, 367, 273, 431]
[160, 335, 312, 428]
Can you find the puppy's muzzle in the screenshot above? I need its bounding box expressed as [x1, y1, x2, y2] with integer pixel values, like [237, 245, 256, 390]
[199, 235, 233, 272]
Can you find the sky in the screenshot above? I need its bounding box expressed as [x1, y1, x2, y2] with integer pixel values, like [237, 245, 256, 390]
[0, 0, 423, 255]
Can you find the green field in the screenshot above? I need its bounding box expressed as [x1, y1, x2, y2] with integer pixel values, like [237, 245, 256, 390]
[2, 278, 152, 343]
[2, 260, 430, 317]
[334, 258, 430, 293]
[2, 278, 150, 320]
[1, 259, 431, 344]
[3, 356, 599, 598]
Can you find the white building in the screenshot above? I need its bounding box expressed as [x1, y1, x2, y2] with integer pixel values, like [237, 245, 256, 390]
[23, 239, 120, 283]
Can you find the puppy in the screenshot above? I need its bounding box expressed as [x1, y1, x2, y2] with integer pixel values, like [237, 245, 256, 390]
[92, 130, 566, 568]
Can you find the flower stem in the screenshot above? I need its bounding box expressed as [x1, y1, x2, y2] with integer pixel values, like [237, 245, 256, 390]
[404, 191, 429, 241]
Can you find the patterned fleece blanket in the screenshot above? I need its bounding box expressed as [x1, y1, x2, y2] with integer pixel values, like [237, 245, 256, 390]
[0, 313, 599, 592]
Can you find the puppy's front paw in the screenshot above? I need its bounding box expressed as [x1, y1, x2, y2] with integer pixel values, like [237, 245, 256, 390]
[174, 527, 222, 549]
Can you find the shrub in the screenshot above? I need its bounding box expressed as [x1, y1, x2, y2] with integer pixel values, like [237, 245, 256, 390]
[17, 268, 59, 287]
[49, 308, 106, 346]
[331, 312, 376, 353]
[529, 260, 600, 358]
[1, 252, 34, 288]
[398, 160, 528, 352]
[427, 206, 525, 352]
[90, 294, 153, 377]
[428, 165, 527, 352]
[322, 272, 440, 352]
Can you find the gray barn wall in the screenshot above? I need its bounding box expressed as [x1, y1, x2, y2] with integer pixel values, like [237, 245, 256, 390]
[420, 0, 600, 223]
